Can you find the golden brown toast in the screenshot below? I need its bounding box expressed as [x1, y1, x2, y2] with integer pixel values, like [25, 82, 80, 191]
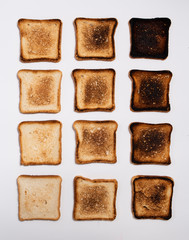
[73, 120, 118, 164]
[17, 175, 62, 221]
[130, 70, 172, 112]
[73, 69, 115, 112]
[18, 120, 62, 165]
[18, 19, 62, 62]
[73, 176, 117, 220]
[129, 18, 171, 59]
[130, 122, 172, 164]
[132, 176, 174, 220]
[74, 18, 117, 60]
[18, 70, 62, 113]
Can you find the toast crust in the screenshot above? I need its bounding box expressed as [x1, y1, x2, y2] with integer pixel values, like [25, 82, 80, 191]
[130, 122, 172, 165]
[18, 69, 62, 113]
[73, 176, 118, 220]
[74, 18, 117, 61]
[130, 70, 172, 112]
[129, 18, 171, 59]
[132, 175, 174, 220]
[72, 69, 115, 112]
[18, 120, 62, 165]
[73, 120, 118, 164]
[17, 175, 62, 221]
[18, 19, 62, 62]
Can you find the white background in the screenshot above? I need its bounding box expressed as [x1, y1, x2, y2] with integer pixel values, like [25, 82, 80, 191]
[0, 0, 188, 239]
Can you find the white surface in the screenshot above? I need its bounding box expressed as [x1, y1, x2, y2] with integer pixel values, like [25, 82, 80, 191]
[0, 0, 188, 239]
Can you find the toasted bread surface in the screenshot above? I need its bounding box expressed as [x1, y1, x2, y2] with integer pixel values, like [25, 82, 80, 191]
[132, 176, 174, 220]
[18, 120, 62, 165]
[17, 175, 62, 221]
[73, 69, 115, 112]
[129, 18, 171, 59]
[130, 123, 172, 164]
[18, 70, 62, 113]
[74, 18, 117, 60]
[74, 176, 117, 220]
[18, 19, 62, 62]
[130, 70, 172, 112]
[73, 120, 118, 164]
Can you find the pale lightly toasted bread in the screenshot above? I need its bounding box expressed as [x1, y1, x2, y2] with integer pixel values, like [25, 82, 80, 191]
[73, 176, 118, 220]
[18, 120, 62, 165]
[73, 120, 118, 164]
[74, 18, 117, 60]
[73, 69, 115, 112]
[18, 70, 62, 113]
[132, 175, 174, 220]
[17, 175, 62, 221]
[18, 19, 62, 62]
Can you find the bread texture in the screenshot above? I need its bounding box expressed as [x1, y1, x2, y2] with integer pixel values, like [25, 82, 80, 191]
[130, 123, 172, 164]
[18, 70, 62, 113]
[73, 69, 115, 112]
[18, 120, 62, 165]
[18, 19, 62, 62]
[73, 120, 118, 164]
[132, 176, 174, 220]
[130, 70, 172, 112]
[73, 176, 117, 220]
[129, 18, 171, 59]
[74, 18, 117, 60]
[17, 175, 62, 221]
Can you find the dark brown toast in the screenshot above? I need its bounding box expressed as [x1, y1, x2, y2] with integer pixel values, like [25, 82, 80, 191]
[18, 120, 62, 165]
[18, 70, 62, 113]
[73, 69, 115, 112]
[73, 120, 118, 164]
[18, 19, 62, 62]
[17, 175, 62, 221]
[74, 18, 117, 60]
[73, 176, 118, 220]
[130, 70, 172, 112]
[132, 176, 174, 220]
[130, 122, 172, 164]
[129, 18, 171, 59]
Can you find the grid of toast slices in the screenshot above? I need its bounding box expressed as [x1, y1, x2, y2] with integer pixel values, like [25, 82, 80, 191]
[17, 17, 174, 221]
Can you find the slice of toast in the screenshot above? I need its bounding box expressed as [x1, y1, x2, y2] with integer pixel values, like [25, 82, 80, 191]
[18, 19, 62, 62]
[130, 70, 172, 112]
[130, 122, 172, 164]
[18, 70, 62, 113]
[74, 18, 117, 60]
[73, 176, 117, 220]
[18, 120, 62, 165]
[73, 69, 115, 112]
[17, 175, 62, 221]
[132, 176, 174, 220]
[129, 18, 171, 59]
[73, 120, 118, 164]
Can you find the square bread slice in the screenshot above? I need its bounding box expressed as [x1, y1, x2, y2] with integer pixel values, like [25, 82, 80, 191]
[73, 120, 118, 164]
[18, 19, 62, 62]
[130, 70, 172, 112]
[129, 18, 171, 59]
[18, 120, 62, 165]
[73, 176, 117, 220]
[73, 69, 115, 112]
[17, 175, 62, 221]
[18, 70, 62, 113]
[130, 122, 172, 164]
[132, 176, 174, 220]
[74, 18, 117, 60]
